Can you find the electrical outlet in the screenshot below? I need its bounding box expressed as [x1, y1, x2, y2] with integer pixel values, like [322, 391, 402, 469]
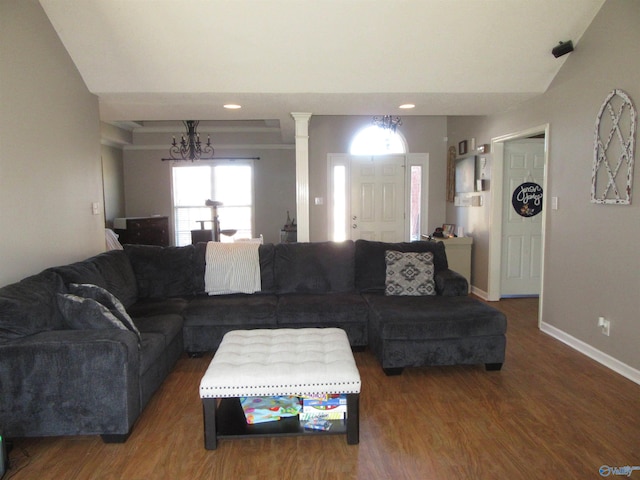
[598, 317, 611, 336]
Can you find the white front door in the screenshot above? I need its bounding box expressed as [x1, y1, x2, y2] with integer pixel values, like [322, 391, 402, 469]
[501, 139, 545, 296]
[350, 155, 405, 242]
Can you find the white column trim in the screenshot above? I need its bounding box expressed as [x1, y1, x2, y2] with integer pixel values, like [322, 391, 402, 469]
[291, 112, 312, 242]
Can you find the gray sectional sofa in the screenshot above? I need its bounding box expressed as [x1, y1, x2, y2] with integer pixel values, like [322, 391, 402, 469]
[0, 239, 506, 442]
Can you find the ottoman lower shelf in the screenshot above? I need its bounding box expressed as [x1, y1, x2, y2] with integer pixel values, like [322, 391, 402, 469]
[221, 397, 352, 436]
[203, 394, 360, 449]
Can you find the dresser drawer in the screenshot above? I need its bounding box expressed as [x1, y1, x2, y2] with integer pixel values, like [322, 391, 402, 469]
[114, 216, 169, 246]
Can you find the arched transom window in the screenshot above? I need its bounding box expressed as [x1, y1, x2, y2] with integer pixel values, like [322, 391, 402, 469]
[349, 125, 407, 155]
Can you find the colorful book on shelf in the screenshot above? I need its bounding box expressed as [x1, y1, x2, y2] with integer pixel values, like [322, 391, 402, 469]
[301, 394, 347, 415]
[239, 396, 302, 424]
[299, 411, 345, 421]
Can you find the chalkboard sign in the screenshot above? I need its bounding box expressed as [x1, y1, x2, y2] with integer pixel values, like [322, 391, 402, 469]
[512, 182, 543, 217]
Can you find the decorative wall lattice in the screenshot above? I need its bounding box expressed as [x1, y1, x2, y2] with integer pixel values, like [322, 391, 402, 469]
[591, 89, 637, 205]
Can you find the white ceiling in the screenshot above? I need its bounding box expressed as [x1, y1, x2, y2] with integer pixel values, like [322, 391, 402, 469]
[39, 0, 605, 141]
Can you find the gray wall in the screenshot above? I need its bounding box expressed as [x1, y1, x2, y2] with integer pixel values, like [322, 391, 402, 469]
[308, 115, 449, 241]
[0, 0, 105, 287]
[101, 144, 126, 227]
[447, 0, 640, 370]
[445, 115, 493, 292]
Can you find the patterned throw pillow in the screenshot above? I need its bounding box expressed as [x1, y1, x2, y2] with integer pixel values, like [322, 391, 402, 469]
[385, 250, 436, 296]
[56, 293, 130, 332]
[68, 283, 141, 342]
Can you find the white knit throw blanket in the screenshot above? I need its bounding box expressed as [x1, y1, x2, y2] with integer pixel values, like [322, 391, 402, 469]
[205, 242, 261, 295]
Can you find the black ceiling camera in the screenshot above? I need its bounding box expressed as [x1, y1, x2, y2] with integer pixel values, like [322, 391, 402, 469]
[552, 40, 574, 58]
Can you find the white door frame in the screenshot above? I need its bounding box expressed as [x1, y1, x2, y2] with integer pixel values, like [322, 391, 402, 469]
[327, 153, 429, 242]
[488, 124, 549, 326]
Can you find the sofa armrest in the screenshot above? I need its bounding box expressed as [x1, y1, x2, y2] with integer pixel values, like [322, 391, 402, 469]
[0, 329, 141, 438]
[435, 269, 469, 296]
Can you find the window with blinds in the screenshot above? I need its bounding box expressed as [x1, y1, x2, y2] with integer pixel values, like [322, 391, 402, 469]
[172, 162, 254, 246]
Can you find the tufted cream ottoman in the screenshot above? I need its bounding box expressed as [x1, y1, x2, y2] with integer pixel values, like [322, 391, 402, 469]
[199, 328, 361, 449]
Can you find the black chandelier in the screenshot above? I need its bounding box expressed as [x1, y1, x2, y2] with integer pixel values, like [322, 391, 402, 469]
[372, 115, 402, 133]
[164, 120, 214, 161]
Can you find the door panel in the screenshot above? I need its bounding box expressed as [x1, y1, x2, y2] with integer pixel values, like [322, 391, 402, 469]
[382, 182, 399, 221]
[501, 139, 544, 296]
[505, 236, 523, 279]
[360, 183, 375, 221]
[530, 234, 542, 279]
[350, 155, 405, 242]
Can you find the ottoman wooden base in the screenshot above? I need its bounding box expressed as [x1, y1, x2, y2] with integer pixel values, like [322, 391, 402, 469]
[199, 328, 361, 449]
[203, 394, 360, 450]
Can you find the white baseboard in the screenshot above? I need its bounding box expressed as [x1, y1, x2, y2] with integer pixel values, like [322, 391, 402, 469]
[540, 321, 640, 386]
[470, 285, 489, 300]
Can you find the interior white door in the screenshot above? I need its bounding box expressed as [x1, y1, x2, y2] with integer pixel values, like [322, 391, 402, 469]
[501, 139, 545, 296]
[350, 155, 405, 242]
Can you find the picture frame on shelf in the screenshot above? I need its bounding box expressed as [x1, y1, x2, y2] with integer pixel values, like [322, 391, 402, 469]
[458, 140, 468, 156]
[442, 224, 456, 237]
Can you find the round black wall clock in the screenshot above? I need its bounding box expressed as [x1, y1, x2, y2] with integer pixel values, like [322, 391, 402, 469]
[512, 182, 543, 217]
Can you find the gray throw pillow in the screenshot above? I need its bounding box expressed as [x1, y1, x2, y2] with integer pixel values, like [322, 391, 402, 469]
[385, 250, 436, 296]
[68, 283, 141, 342]
[56, 293, 130, 331]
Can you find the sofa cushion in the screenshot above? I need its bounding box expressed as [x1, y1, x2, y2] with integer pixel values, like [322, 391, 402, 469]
[364, 294, 507, 340]
[134, 314, 183, 344]
[274, 241, 355, 294]
[276, 293, 369, 326]
[127, 297, 190, 318]
[435, 269, 469, 297]
[49, 260, 106, 289]
[68, 283, 141, 341]
[90, 250, 138, 308]
[385, 251, 436, 296]
[133, 313, 184, 366]
[257, 244, 276, 293]
[355, 240, 448, 293]
[184, 294, 278, 327]
[182, 294, 279, 352]
[138, 331, 168, 381]
[135, 314, 184, 408]
[124, 244, 196, 299]
[193, 242, 207, 293]
[56, 293, 130, 333]
[0, 270, 67, 341]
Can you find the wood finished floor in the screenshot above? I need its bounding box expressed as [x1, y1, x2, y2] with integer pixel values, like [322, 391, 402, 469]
[5, 298, 640, 479]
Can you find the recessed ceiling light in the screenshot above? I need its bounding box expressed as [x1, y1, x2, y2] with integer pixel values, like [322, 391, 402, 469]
[399, 104, 415, 109]
[224, 104, 242, 109]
